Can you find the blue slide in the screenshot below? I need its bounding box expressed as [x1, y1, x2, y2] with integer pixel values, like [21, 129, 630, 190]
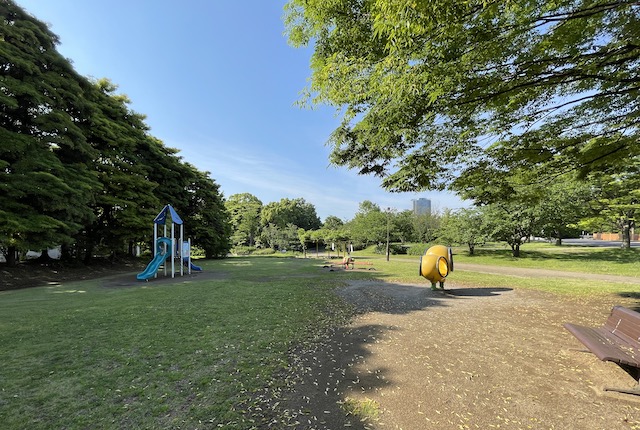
[137, 237, 172, 280]
[183, 258, 202, 271]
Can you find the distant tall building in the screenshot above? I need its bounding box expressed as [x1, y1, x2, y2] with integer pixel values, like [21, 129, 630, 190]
[412, 198, 431, 215]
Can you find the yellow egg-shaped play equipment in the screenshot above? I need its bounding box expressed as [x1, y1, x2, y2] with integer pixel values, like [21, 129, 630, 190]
[425, 245, 454, 272]
[419, 254, 449, 282]
[420, 245, 454, 290]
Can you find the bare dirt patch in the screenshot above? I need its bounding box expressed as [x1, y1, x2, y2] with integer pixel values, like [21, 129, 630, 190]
[0, 259, 226, 291]
[100, 269, 228, 288]
[283, 280, 640, 429]
[0, 259, 145, 291]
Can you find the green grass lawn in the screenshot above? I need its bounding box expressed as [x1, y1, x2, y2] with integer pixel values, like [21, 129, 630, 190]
[1, 247, 638, 428]
[352, 242, 640, 277]
[350, 242, 640, 296]
[451, 242, 640, 277]
[0, 257, 352, 429]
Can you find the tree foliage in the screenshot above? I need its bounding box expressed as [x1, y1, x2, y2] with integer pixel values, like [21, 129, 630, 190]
[482, 203, 540, 257]
[225, 193, 263, 247]
[260, 198, 321, 231]
[78, 79, 160, 262]
[439, 208, 489, 255]
[0, 0, 231, 264]
[182, 168, 232, 259]
[536, 178, 595, 245]
[0, 0, 99, 263]
[322, 215, 344, 230]
[452, 151, 598, 254]
[579, 160, 640, 248]
[347, 201, 390, 246]
[285, 0, 640, 191]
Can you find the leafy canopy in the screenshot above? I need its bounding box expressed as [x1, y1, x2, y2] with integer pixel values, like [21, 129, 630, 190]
[285, 0, 640, 191]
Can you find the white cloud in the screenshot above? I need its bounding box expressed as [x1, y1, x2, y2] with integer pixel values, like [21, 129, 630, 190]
[169, 136, 470, 221]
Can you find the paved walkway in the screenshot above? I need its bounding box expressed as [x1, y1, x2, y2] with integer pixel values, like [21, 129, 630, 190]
[455, 263, 640, 284]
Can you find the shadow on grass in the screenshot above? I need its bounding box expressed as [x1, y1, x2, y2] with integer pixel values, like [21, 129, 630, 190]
[616, 291, 640, 312]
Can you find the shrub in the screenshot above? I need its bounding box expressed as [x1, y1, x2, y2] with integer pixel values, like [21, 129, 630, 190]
[406, 243, 431, 256]
[373, 244, 409, 255]
[231, 246, 256, 256]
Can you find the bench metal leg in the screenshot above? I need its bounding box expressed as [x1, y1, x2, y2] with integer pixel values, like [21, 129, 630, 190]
[568, 348, 591, 353]
[604, 365, 640, 396]
[603, 385, 640, 396]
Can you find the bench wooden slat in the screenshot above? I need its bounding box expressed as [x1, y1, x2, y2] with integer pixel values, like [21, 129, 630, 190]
[604, 306, 640, 346]
[564, 323, 640, 368]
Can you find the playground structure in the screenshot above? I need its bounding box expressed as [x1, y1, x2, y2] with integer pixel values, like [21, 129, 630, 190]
[137, 205, 202, 281]
[419, 245, 454, 290]
[323, 255, 375, 270]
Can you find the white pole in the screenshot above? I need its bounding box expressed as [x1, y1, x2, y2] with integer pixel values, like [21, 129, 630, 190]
[153, 223, 158, 279]
[188, 238, 192, 275]
[164, 224, 168, 277]
[180, 224, 184, 276]
[171, 222, 175, 278]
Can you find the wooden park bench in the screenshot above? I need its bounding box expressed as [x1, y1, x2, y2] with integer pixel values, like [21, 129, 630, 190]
[564, 306, 640, 395]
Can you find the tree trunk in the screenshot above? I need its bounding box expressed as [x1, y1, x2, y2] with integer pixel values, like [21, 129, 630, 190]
[511, 243, 521, 258]
[36, 249, 53, 263]
[5, 246, 18, 266]
[468, 243, 475, 255]
[84, 242, 94, 265]
[60, 243, 74, 262]
[623, 219, 631, 249]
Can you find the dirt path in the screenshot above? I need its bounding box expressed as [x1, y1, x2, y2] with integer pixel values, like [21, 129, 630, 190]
[285, 278, 640, 429]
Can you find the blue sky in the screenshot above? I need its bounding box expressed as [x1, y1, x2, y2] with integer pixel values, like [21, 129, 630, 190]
[17, 0, 468, 221]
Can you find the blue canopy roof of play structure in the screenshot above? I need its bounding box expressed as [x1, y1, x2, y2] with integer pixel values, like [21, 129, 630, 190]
[153, 204, 183, 225]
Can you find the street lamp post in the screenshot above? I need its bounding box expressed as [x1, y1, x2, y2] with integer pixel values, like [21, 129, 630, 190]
[386, 207, 391, 262]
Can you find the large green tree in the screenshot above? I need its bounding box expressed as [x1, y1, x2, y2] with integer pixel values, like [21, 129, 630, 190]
[1, 0, 233, 264]
[347, 200, 392, 247]
[78, 79, 160, 262]
[136, 142, 231, 258]
[183, 169, 232, 258]
[226, 193, 263, 246]
[452, 158, 545, 256]
[438, 208, 489, 255]
[536, 178, 595, 245]
[579, 160, 640, 248]
[482, 202, 540, 257]
[285, 0, 639, 191]
[0, 0, 99, 264]
[322, 215, 344, 230]
[411, 211, 441, 243]
[260, 198, 321, 231]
